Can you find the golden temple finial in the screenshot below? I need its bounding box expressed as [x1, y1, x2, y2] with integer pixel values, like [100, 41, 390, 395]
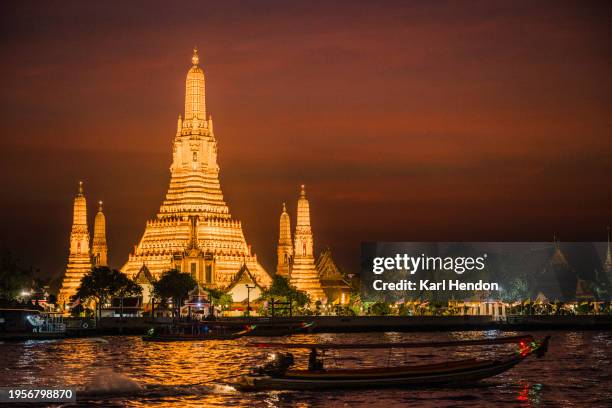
[98, 200, 103, 212]
[78, 181, 83, 195]
[300, 184, 306, 198]
[185, 46, 205, 122]
[192, 46, 199, 66]
[282, 202, 287, 213]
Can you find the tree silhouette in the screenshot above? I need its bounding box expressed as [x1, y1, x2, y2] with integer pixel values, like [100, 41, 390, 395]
[76, 267, 142, 319]
[152, 269, 197, 317]
[259, 275, 309, 315]
[0, 250, 34, 302]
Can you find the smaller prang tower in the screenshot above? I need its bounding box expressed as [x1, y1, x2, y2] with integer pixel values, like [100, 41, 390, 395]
[92, 201, 108, 266]
[276, 203, 293, 277]
[289, 185, 326, 301]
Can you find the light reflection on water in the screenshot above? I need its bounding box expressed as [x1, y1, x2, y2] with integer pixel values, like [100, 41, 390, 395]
[0, 330, 610, 407]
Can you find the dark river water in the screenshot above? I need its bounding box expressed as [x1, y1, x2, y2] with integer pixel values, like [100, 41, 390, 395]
[0, 330, 610, 407]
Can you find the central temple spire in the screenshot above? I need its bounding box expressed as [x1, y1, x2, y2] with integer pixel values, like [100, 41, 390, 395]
[184, 46, 206, 122]
[122, 48, 271, 290]
[165, 49, 222, 214]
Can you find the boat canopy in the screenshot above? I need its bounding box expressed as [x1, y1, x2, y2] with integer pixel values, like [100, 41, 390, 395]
[248, 335, 534, 349]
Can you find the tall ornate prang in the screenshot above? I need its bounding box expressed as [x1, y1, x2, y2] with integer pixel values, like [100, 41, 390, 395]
[121, 48, 271, 289]
[92, 201, 108, 266]
[58, 181, 92, 307]
[276, 203, 293, 277]
[290, 185, 326, 301]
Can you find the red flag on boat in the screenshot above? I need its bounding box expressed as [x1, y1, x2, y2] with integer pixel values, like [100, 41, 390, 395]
[71, 297, 81, 308]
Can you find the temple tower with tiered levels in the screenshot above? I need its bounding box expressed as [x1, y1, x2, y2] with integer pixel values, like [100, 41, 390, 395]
[92, 201, 108, 266]
[58, 181, 92, 306]
[290, 185, 326, 301]
[121, 48, 271, 288]
[276, 203, 293, 277]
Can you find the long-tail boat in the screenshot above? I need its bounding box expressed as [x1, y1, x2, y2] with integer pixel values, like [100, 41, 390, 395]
[185, 320, 315, 337]
[243, 321, 315, 336]
[142, 320, 315, 342]
[236, 334, 550, 391]
[141, 323, 252, 342]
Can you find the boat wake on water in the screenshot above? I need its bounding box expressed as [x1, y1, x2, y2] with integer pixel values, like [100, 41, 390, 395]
[76, 369, 238, 401]
[77, 337, 109, 343]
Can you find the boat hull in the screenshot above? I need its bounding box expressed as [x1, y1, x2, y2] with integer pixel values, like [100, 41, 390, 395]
[238, 355, 524, 391]
[213, 321, 315, 337]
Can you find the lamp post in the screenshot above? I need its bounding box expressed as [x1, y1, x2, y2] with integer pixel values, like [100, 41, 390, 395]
[245, 284, 256, 317]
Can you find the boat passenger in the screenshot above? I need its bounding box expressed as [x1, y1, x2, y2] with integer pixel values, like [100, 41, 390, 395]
[308, 348, 324, 371]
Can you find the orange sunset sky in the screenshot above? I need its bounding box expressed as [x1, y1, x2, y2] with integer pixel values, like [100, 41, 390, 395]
[0, 1, 611, 280]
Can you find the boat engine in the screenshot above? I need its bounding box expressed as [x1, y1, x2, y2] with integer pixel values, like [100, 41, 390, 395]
[254, 352, 294, 376]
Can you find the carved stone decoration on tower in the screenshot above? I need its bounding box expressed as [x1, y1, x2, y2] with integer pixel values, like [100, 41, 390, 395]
[58, 181, 92, 307]
[276, 203, 293, 278]
[92, 201, 108, 267]
[290, 185, 326, 301]
[121, 48, 272, 289]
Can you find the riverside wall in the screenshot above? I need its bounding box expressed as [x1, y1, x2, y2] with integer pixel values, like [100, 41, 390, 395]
[63, 315, 612, 337]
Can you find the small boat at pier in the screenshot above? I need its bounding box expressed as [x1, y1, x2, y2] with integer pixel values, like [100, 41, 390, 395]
[242, 321, 315, 337]
[237, 334, 550, 391]
[0, 309, 66, 341]
[142, 322, 252, 342]
[142, 320, 315, 342]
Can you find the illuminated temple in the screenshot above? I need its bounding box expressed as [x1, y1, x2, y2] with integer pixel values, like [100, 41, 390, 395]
[92, 201, 108, 267]
[58, 183, 110, 307]
[290, 185, 326, 301]
[276, 203, 293, 278]
[276, 185, 352, 303]
[121, 48, 272, 288]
